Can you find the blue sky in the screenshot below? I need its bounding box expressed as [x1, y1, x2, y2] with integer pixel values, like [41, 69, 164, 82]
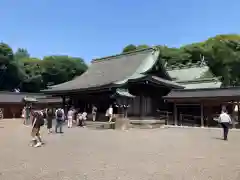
[1, 0, 240, 62]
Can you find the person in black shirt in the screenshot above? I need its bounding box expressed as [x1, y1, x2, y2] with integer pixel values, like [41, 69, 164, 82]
[46, 108, 53, 133]
[30, 111, 44, 147]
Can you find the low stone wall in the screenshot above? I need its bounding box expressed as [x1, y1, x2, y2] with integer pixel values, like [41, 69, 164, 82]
[114, 118, 130, 130]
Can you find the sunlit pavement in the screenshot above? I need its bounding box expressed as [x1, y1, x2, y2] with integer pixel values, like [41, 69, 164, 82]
[0, 119, 240, 180]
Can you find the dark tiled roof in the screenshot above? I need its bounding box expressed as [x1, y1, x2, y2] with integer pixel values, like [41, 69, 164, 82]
[0, 92, 61, 104]
[43, 48, 161, 93]
[0, 92, 27, 103]
[150, 76, 184, 88]
[37, 97, 62, 104]
[164, 87, 240, 100]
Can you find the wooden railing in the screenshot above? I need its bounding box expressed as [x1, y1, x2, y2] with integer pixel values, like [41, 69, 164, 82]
[156, 110, 173, 125]
[156, 110, 202, 126]
[179, 113, 201, 127]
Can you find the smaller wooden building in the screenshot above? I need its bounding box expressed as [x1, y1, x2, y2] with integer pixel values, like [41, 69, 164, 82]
[164, 87, 240, 128]
[0, 92, 62, 119]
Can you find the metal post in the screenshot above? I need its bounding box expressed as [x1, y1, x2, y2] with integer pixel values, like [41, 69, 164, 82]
[139, 95, 143, 119]
[62, 96, 66, 109]
[174, 103, 177, 126]
[232, 103, 236, 129]
[166, 111, 169, 125]
[201, 103, 204, 127]
[180, 113, 182, 126]
[238, 102, 240, 127]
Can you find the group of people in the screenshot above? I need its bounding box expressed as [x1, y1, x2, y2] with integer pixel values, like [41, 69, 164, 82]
[23, 103, 125, 148]
[24, 106, 92, 148]
[23, 103, 233, 148]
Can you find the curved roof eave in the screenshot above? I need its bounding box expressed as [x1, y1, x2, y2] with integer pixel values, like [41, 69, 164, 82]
[114, 49, 160, 85]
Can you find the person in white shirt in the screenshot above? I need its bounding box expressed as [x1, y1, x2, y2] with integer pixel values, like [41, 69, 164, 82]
[219, 109, 232, 140]
[92, 105, 97, 121]
[107, 105, 113, 122]
[82, 111, 87, 127]
[67, 108, 74, 128]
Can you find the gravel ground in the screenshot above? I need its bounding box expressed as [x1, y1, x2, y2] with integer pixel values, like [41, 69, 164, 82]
[0, 119, 240, 180]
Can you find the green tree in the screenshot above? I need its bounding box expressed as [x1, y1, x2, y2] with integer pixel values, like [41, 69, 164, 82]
[180, 43, 205, 64]
[137, 44, 150, 50]
[122, 44, 137, 53]
[0, 43, 14, 64]
[14, 48, 30, 61]
[41, 56, 87, 87]
[19, 57, 44, 92]
[203, 38, 240, 86]
[0, 43, 25, 91]
[158, 46, 190, 66]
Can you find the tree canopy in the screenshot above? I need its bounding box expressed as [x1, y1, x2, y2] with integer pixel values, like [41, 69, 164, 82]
[122, 34, 240, 86]
[0, 43, 88, 92]
[2, 34, 240, 92]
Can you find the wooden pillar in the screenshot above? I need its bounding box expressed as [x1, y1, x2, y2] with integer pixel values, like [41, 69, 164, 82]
[238, 102, 240, 127]
[139, 95, 143, 119]
[174, 103, 177, 126]
[165, 111, 169, 125]
[62, 96, 67, 118]
[62, 96, 66, 109]
[206, 104, 211, 127]
[232, 102, 236, 129]
[200, 103, 204, 127]
[179, 113, 182, 126]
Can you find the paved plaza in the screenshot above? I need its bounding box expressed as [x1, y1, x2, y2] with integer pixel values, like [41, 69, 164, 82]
[0, 119, 240, 180]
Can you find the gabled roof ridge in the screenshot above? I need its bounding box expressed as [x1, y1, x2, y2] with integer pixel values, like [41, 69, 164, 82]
[0, 91, 43, 95]
[166, 63, 208, 71]
[177, 77, 221, 84]
[172, 86, 240, 92]
[91, 47, 157, 63]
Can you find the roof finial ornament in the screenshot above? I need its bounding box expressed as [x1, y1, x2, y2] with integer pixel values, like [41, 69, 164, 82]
[164, 61, 168, 68]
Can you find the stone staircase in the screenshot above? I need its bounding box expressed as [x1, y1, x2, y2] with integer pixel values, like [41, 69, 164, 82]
[85, 119, 166, 130]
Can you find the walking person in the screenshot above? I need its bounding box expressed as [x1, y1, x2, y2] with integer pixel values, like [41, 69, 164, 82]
[82, 110, 87, 127]
[92, 105, 97, 121]
[46, 108, 53, 133]
[55, 108, 64, 133]
[106, 105, 113, 122]
[22, 107, 26, 124]
[219, 108, 232, 141]
[67, 107, 74, 128]
[77, 112, 82, 126]
[30, 111, 45, 147]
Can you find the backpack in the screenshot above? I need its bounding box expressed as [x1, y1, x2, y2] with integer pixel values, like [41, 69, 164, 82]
[36, 112, 44, 126]
[39, 115, 44, 126]
[56, 109, 63, 118]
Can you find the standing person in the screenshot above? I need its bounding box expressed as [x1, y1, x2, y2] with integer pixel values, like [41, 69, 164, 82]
[67, 107, 74, 128]
[30, 111, 45, 147]
[219, 109, 232, 140]
[55, 108, 64, 133]
[46, 108, 53, 133]
[77, 112, 82, 126]
[82, 110, 88, 127]
[107, 105, 113, 122]
[92, 105, 97, 121]
[22, 107, 26, 124]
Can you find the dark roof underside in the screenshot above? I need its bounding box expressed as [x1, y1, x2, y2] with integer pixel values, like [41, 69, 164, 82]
[37, 97, 62, 104]
[164, 87, 240, 102]
[0, 92, 61, 104]
[42, 48, 165, 93]
[0, 93, 27, 103]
